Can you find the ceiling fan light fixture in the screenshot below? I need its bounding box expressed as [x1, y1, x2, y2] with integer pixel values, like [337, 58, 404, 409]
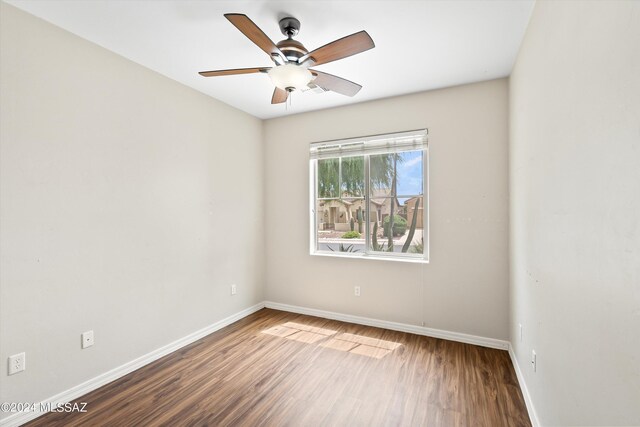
[267, 64, 313, 91]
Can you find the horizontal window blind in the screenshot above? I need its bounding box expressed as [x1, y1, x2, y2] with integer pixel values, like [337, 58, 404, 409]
[309, 129, 428, 160]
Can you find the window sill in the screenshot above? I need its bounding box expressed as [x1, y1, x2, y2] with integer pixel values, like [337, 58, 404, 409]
[310, 251, 429, 264]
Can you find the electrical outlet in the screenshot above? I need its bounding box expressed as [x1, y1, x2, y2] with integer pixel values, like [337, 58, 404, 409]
[519, 323, 523, 342]
[531, 350, 537, 372]
[230, 284, 237, 295]
[82, 330, 94, 349]
[354, 286, 361, 297]
[8, 353, 26, 375]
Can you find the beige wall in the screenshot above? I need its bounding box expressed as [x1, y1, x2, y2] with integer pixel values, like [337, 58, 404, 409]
[0, 3, 264, 413]
[509, 1, 640, 425]
[264, 79, 510, 339]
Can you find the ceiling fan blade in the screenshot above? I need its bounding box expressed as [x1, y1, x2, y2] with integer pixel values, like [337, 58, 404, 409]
[299, 31, 374, 66]
[199, 67, 269, 77]
[225, 14, 286, 63]
[271, 87, 289, 104]
[310, 70, 362, 97]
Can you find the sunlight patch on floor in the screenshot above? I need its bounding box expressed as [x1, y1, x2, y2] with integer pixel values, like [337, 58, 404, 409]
[261, 325, 299, 338]
[282, 322, 338, 336]
[261, 323, 402, 359]
[320, 333, 402, 359]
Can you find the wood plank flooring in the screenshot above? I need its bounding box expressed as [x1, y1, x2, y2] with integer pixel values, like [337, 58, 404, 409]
[26, 309, 531, 426]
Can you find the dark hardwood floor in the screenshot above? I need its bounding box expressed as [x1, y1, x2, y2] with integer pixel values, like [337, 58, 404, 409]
[27, 309, 530, 426]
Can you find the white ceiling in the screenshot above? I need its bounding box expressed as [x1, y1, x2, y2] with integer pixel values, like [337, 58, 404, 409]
[6, 0, 535, 119]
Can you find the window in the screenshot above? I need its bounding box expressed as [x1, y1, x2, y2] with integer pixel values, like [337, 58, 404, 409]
[310, 130, 428, 261]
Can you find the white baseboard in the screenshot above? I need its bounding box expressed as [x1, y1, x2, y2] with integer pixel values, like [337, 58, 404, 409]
[264, 301, 510, 350]
[0, 302, 265, 427]
[509, 343, 540, 427]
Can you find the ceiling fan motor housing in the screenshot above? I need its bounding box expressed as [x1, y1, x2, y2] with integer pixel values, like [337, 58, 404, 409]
[277, 17, 308, 61]
[276, 38, 308, 61]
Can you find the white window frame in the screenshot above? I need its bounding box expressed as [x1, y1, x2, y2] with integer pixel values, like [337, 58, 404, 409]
[309, 129, 429, 263]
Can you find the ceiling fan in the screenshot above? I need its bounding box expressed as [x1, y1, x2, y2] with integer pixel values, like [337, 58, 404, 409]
[199, 14, 375, 104]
